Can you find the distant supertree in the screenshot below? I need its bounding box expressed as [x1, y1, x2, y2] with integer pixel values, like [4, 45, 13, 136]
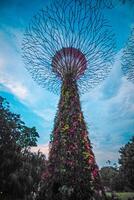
[122, 27, 134, 83]
[85, 0, 114, 9]
[22, 0, 115, 199]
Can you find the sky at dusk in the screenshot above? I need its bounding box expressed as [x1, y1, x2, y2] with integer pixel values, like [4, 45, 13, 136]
[0, 0, 134, 167]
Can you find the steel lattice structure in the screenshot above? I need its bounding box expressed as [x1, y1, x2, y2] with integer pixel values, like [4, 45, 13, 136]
[122, 27, 134, 83]
[22, 0, 116, 94]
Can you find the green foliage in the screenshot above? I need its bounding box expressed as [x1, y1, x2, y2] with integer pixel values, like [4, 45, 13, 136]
[119, 137, 134, 191]
[38, 77, 100, 200]
[107, 192, 134, 200]
[100, 137, 134, 192]
[116, 192, 134, 200]
[0, 96, 39, 148]
[100, 166, 121, 191]
[0, 96, 46, 199]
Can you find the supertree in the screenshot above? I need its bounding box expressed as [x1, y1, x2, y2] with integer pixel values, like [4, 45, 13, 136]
[22, 0, 116, 199]
[122, 27, 134, 83]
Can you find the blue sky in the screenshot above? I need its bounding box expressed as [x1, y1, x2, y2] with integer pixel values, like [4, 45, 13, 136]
[0, 0, 134, 167]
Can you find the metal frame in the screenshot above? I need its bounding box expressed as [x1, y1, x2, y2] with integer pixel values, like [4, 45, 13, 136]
[22, 0, 116, 94]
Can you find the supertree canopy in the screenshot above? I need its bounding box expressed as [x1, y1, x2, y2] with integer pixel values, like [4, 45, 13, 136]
[122, 27, 134, 83]
[22, 0, 115, 94]
[22, 0, 115, 199]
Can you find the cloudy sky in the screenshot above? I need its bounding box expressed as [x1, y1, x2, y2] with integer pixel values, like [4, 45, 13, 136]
[0, 0, 134, 167]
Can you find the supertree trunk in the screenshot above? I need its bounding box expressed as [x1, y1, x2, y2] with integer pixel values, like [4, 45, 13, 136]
[43, 75, 100, 200]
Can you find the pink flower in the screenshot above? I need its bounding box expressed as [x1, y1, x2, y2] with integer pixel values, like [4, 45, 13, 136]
[92, 168, 99, 178]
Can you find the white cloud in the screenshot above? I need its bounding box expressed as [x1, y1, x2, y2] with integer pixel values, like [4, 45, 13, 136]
[94, 147, 120, 167]
[35, 108, 56, 122]
[30, 143, 49, 158]
[0, 72, 28, 100]
[81, 50, 134, 166]
[0, 28, 30, 100]
[0, 57, 5, 69]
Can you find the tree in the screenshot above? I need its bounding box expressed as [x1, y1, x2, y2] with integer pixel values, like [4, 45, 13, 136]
[100, 137, 134, 192]
[100, 166, 118, 190]
[0, 96, 46, 199]
[7, 149, 46, 200]
[0, 96, 39, 148]
[100, 166, 124, 192]
[119, 136, 134, 191]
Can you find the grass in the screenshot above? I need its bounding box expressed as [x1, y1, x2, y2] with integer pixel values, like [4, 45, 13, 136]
[116, 192, 134, 200]
[107, 192, 134, 200]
